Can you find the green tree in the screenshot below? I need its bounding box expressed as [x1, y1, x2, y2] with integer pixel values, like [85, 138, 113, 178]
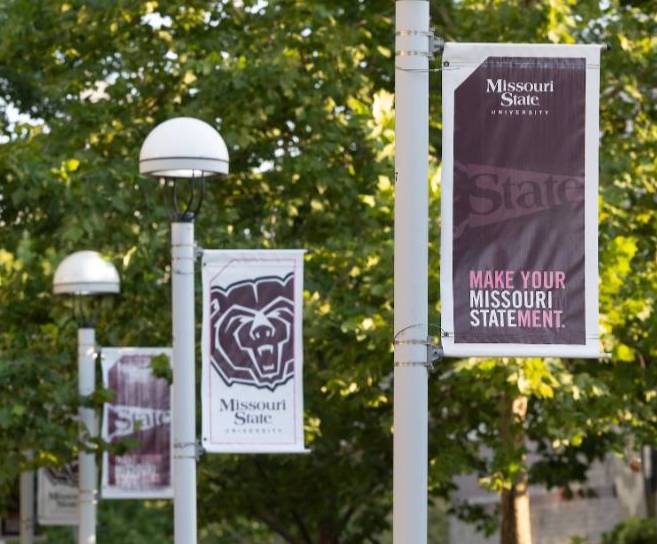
[1, 1, 657, 544]
[430, 2, 657, 544]
[0, 1, 396, 542]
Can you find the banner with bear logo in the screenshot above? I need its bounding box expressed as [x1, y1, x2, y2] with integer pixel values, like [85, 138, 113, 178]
[38, 463, 78, 525]
[441, 43, 602, 358]
[101, 348, 173, 499]
[201, 250, 306, 453]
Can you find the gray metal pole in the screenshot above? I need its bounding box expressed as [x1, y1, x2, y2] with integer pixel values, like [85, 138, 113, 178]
[171, 221, 197, 544]
[394, 1, 430, 543]
[78, 327, 97, 544]
[19, 451, 34, 544]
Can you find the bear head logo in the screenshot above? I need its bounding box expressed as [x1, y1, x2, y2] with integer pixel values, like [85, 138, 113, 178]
[209, 273, 295, 391]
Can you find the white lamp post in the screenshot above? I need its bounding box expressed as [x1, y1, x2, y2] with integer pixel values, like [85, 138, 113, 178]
[394, 2, 430, 543]
[139, 117, 229, 544]
[19, 451, 34, 544]
[53, 250, 120, 544]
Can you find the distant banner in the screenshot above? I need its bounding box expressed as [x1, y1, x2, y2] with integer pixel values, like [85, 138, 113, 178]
[101, 348, 173, 499]
[441, 43, 602, 358]
[202, 250, 306, 453]
[37, 463, 77, 526]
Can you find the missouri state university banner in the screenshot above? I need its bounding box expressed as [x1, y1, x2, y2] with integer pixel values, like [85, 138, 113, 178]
[202, 250, 306, 453]
[101, 348, 173, 499]
[37, 463, 78, 526]
[441, 43, 602, 358]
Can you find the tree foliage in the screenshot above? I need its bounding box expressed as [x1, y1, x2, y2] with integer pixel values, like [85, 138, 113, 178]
[0, 0, 656, 543]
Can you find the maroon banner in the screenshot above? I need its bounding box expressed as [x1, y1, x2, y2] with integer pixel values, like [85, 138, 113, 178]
[101, 348, 173, 499]
[441, 44, 601, 357]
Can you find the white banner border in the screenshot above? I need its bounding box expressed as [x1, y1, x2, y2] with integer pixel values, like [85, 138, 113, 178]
[201, 249, 306, 454]
[440, 43, 602, 358]
[100, 347, 174, 500]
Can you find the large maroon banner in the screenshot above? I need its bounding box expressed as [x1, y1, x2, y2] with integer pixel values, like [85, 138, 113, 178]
[101, 348, 173, 499]
[441, 44, 601, 358]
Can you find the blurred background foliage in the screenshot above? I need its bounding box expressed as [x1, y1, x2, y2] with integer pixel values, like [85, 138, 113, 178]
[0, 0, 656, 542]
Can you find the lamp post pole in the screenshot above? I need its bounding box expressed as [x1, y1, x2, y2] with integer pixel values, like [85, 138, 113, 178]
[139, 116, 229, 543]
[54, 250, 120, 544]
[171, 219, 197, 544]
[19, 451, 34, 544]
[78, 327, 97, 544]
[394, 1, 429, 543]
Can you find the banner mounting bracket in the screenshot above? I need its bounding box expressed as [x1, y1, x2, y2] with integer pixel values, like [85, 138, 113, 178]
[393, 328, 443, 371]
[430, 33, 445, 57]
[395, 29, 444, 59]
[194, 244, 204, 260]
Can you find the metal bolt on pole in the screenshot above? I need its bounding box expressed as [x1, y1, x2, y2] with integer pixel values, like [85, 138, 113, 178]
[171, 221, 198, 544]
[394, 1, 430, 543]
[78, 327, 97, 544]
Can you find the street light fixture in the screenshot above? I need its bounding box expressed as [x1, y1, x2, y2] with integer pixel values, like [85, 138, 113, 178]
[54, 250, 120, 544]
[139, 117, 228, 178]
[139, 116, 229, 544]
[54, 250, 121, 296]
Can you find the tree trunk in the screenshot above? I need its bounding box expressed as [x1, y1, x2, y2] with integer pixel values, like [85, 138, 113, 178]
[318, 525, 339, 544]
[500, 395, 533, 544]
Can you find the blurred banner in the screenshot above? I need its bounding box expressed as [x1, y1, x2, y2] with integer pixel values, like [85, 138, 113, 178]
[440, 43, 602, 358]
[37, 463, 77, 526]
[202, 250, 306, 453]
[101, 348, 173, 499]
